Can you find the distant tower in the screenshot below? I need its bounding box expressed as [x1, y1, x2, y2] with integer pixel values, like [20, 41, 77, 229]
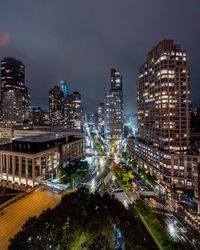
[49, 85, 64, 126]
[94, 102, 104, 136]
[23, 88, 31, 121]
[104, 69, 124, 140]
[60, 80, 69, 102]
[65, 91, 82, 130]
[0, 57, 31, 125]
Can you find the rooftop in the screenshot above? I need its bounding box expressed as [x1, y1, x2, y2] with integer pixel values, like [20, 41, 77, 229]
[13, 133, 67, 143]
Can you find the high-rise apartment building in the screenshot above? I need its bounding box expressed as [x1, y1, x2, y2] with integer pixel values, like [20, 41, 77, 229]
[0, 57, 31, 125]
[137, 40, 190, 152]
[65, 91, 82, 130]
[2, 90, 23, 125]
[104, 69, 124, 140]
[104, 92, 116, 140]
[49, 85, 64, 126]
[128, 40, 200, 195]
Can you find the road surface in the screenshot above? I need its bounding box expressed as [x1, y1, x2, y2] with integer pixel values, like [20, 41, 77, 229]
[0, 189, 61, 250]
[129, 164, 200, 249]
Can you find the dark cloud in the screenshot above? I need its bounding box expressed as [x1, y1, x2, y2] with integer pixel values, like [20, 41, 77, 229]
[0, 0, 200, 113]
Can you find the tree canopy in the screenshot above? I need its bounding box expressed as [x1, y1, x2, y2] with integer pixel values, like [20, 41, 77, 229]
[9, 189, 157, 250]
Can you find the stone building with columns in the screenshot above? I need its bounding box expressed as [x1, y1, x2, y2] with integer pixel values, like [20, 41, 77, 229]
[0, 133, 86, 189]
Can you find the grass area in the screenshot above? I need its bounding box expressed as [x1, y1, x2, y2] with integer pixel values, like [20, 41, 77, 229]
[114, 158, 172, 249]
[136, 200, 173, 250]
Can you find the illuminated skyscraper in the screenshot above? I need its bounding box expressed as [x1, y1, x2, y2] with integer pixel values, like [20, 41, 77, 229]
[49, 85, 64, 126]
[137, 40, 190, 151]
[60, 80, 69, 102]
[128, 40, 195, 193]
[0, 57, 31, 125]
[65, 91, 82, 130]
[23, 88, 31, 121]
[104, 69, 124, 140]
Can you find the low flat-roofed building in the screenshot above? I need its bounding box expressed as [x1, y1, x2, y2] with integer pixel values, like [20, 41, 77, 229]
[13, 129, 48, 140]
[0, 133, 86, 189]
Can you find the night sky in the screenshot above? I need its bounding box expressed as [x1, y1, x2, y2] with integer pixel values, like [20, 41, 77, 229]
[0, 0, 199, 113]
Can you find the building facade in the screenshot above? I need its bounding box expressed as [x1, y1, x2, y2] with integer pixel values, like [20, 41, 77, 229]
[49, 85, 65, 126]
[0, 133, 86, 188]
[23, 89, 31, 122]
[137, 40, 190, 152]
[128, 40, 199, 194]
[0, 57, 31, 125]
[104, 69, 124, 140]
[65, 91, 82, 130]
[32, 107, 49, 126]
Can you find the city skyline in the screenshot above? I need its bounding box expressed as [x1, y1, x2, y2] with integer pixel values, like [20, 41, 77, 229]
[1, 2, 200, 249]
[0, 1, 199, 113]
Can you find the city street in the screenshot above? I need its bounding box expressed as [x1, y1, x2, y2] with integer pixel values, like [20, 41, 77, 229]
[79, 124, 111, 191]
[80, 155, 110, 191]
[0, 189, 61, 250]
[103, 177, 158, 249]
[127, 165, 200, 249]
[2, 121, 198, 250]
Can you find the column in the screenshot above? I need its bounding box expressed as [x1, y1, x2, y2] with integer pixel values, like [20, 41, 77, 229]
[45, 153, 48, 174]
[51, 151, 54, 170]
[198, 201, 200, 215]
[56, 149, 59, 164]
[39, 156, 42, 177]
[184, 156, 187, 178]
[171, 156, 174, 178]
[32, 158, 35, 186]
[1, 154, 4, 178]
[50, 152, 54, 179]
[6, 155, 9, 181]
[0, 154, 2, 178]
[12, 155, 15, 182]
[19, 157, 22, 184]
[25, 158, 28, 186]
[198, 162, 200, 215]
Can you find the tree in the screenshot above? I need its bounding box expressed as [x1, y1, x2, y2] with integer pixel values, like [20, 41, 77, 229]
[9, 189, 156, 250]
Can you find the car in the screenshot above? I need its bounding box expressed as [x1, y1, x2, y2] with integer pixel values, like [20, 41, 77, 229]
[149, 198, 158, 206]
[114, 188, 123, 193]
[140, 186, 145, 191]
